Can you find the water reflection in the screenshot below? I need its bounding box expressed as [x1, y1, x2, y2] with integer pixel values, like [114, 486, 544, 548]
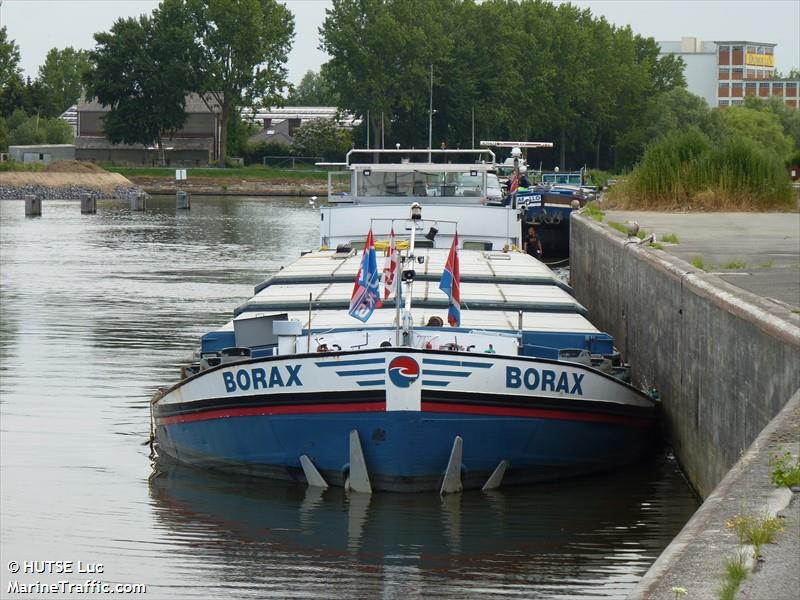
[149, 456, 697, 598]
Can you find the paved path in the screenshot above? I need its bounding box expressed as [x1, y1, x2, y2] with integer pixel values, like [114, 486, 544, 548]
[603, 211, 800, 308]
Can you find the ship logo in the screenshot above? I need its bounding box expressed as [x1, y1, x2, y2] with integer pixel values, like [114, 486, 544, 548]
[388, 356, 420, 388]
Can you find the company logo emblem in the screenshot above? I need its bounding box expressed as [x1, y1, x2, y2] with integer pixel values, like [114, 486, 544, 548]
[388, 356, 420, 388]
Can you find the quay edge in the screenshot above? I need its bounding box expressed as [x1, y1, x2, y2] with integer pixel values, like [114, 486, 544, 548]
[569, 212, 800, 598]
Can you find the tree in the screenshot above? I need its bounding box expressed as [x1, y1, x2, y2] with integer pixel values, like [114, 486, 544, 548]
[290, 117, 352, 161]
[287, 69, 339, 106]
[320, 0, 454, 150]
[37, 47, 91, 116]
[5, 109, 73, 145]
[711, 106, 794, 160]
[83, 4, 196, 164]
[0, 27, 21, 87]
[183, 0, 295, 163]
[743, 95, 800, 151]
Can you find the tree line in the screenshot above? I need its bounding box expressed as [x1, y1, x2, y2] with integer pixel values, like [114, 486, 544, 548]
[1, 0, 798, 172]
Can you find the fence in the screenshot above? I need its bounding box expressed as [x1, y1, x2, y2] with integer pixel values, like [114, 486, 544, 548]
[261, 155, 323, 169]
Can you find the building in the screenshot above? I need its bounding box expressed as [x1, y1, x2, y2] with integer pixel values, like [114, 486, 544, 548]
[8, 144, 75, 164]
[242, 106, 361, 146]
[75, 94, 222, 165]
[659, 37, 799, 109]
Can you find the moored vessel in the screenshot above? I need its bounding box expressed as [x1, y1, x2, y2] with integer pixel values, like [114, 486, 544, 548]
[151, 148, 657, 493]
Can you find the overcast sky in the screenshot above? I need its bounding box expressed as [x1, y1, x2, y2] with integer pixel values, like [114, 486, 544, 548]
[2, 0, 798, 84]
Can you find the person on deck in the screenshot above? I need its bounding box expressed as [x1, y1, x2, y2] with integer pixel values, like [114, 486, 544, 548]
[523, 226, 543, 259]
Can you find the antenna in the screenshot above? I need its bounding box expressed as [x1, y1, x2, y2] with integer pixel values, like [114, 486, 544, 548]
[428, 64, 433, 162]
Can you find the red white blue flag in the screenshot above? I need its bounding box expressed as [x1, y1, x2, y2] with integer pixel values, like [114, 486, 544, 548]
[439, 232, 461, 327]
[349, 228, 382, 322]
[381, 227, 399, 300]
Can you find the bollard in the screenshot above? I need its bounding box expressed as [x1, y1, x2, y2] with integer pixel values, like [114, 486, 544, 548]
[129, 192, 146, 211]
[81, 194, 97, 214]
[25, 195, 41, 217]
[176, 190, 191, 210]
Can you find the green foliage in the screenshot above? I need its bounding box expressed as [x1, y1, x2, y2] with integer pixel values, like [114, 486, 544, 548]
[770, 451, 800, 488]
[711, 106, 794, 161]
[226, 113, 260, 159]
[720, 261, 747, 270]
[184, 0, 295, 162]
[726, 513, 784, 558]
[287, 70, 339, 106]
[4, 109, 73, 145]
[0, 26, 21, 87]
[241, 140, 292, 165]
[83, 5, 197, 159]
[718, 552, 748, 600]
[37, 47, 91, 116]
[691, 256, 705, 270]
[582, 202, 604, 221]
[614, 127, 792, 209]
[290, 118, 352, 161]
[743, 96, 800, 153]
[320, 0, 690, 170]
[661, 233, 679, 244]
[0, 160, 47, 172]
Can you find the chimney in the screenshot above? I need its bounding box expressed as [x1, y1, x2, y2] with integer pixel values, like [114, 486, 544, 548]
[288, 118, 301, 136]
[263, 118, 271, 130]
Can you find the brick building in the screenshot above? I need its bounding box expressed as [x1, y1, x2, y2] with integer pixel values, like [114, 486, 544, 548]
[659, 37, 799, 109]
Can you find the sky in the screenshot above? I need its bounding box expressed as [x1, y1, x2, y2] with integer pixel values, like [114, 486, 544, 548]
[1, 0, 799, 84]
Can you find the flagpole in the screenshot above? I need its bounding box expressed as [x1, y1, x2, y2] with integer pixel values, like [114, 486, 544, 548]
[394, 246, 401, 346]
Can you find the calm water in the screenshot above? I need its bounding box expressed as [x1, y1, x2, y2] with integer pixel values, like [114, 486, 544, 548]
[0, 196, 699, 598]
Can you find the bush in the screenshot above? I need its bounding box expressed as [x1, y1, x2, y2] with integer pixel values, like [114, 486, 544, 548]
[611, 127, 792, 210]
[242, 141, 293, 166]
[290, 118, 352, 162]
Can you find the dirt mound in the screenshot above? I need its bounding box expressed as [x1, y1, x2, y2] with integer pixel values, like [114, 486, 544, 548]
[44, 160, 106, 174]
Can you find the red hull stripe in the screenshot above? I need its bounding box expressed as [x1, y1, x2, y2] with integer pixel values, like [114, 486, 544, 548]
[157, 401, 387, 425]
[421, 402, 652, 428]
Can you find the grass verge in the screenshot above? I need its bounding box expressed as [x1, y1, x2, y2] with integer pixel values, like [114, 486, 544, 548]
[725, 513, 784, 558]
[691, 256, 706, 270]
[770, 451, 800, 487]
[105, 165, 328, 181]
[661, 233, 680, 244]
[582, 201, 604, 222]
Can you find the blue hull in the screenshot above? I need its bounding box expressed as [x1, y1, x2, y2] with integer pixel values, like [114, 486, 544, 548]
[156, 410, 655, 492]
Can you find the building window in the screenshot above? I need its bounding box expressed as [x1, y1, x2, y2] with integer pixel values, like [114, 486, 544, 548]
[718, 84, 730, 97]
[772, 82, 785, 96]
[718, 99, 730, 106]
[718, 47, 730, 65]
[765, 47, 774, 55]
[718, 68, 730, 80]
[731, 82, 743, 97]
[787, 99, 797, 108]
[732, 68, 744, 80]
[746, 69, 756, 78]
[731, 99, 744, 105]
[745, 82, 757, 96]
[759, 84, 770, 97]
[786, 82, 797, 97]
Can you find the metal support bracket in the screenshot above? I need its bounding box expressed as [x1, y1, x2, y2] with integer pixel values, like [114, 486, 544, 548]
[440, 435, 463, 495]
[300, 455, 328, 488]
[346, 429, 372, 494]
[481, 459, 509, 491]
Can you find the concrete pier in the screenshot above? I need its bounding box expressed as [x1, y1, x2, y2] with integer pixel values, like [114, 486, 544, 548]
[176, 190, 191, 210]
[81, 194, 97, 214]
[570, 210, 800, 599]
[129, 192, 147, 211]
[24, 195, 41, 217]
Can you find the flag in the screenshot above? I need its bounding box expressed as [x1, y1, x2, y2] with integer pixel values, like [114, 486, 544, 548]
[508, 171, 519, 194]
[381, 227, 399, 300]
[349, 229, 382, 322]
[439, 232, 461, 327]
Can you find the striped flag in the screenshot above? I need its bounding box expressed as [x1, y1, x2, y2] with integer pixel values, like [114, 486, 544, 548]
[349, 229, 382, 322]
[439, 232, 461, 327]
[381, 227, 399, 300]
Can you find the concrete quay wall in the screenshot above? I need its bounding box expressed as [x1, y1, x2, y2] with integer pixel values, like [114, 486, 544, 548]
[570, 214, 800, 499]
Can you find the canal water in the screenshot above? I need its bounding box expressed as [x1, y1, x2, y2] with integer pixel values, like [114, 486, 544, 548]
[0, 196, 700, 599]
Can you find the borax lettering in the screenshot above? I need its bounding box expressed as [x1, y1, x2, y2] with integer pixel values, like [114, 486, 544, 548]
[223, 365, 303, 392]
[506, 366, 584, 395]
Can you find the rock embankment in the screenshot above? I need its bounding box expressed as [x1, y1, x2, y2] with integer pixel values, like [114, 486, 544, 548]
[0, 169, 146, 200]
